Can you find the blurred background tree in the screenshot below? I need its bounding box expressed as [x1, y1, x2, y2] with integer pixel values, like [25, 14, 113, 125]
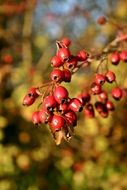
[0, 0, 127, 189]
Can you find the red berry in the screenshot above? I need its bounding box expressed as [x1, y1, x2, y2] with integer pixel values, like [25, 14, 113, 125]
[42, 95, 57, 112]
[112, 87, 122, 100]
[98, 91, 108, 102]
[94, 101, 105, 113]
[90, 82, 102, 95]
[50, 114, 65, 133]
[58, 103, 68, 114]
[32, 111, 41, 125]
[111, 52, 120, 65]
[97, 16, 107, 25]
[61, 37, 71, 47]
[68, 98, 83, 112]
[95, 73, 105, 85]
[76, 50, 88, 61]
[2, 54, 13, 64]
[106, 70, 116, 83]
[120, 50, 127, 62]
[65, 56, 78, 70]
[106, 100, 115, 111]
[65, 110, 77, 127]
[51, 55, 63, 67]
[39, 109, 52, 123]
[50, 68, 64, 83]
[84, 103, 95, 118]
[77, 92, 91, 106]
[54, 86, 69, 104]
[57, 47, 71, 61]
[63, 69, 72, 82]
[23, 94, 35, 106]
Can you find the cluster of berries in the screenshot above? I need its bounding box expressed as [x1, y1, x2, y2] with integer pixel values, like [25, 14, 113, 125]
[23, 37, 89, 144]
[111, 50, 127, 65]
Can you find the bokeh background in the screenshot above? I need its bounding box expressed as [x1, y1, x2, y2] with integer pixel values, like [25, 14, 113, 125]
[0, 0, 127, 189]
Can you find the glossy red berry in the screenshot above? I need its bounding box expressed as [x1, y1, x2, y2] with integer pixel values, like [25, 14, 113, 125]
[50, 114, 65, 133]
[28, 87, 39, 98]
[77, 92, 91, 106]
[65, 56, 78, 70]
[76, 50, 88, 61]
[112, 87, 122, 100]
[58, 103, 68, 114]
[42, 95, 57, 112]
[95, 73, 105, 85]
[106, 70, 116, 83]
[61, 37, 71, 47]
[111, 52, 120, 65]
[63, 69, 72, 82]
[23, 94, 35, 106]
[120, 50, 127, 62]
[51, 55, 63, 67]
[106, 100, 115, 111]
[95, 101, 106, 113]
[90, 82, 102, 95]
[32, 111, 41, 125]
[84, 103, 95, 118]
[39, 109, 52, 123]
[65, 110, 77, 127]
[98, 91, 108, 102]
[57, 47, 71, 61]
[54, 86, 69, 104]
[68, 98, 83, 112]
[50, 68, 64, 83]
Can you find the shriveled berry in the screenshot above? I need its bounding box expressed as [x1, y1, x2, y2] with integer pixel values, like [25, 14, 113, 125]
[68, 98, 83, 112]
[120, 50, 127, 62]
[61, 37, 71, 47]
[63, 69, 72, 82]
[42, 95, 57, 112]
[84, 103, 95, 118]
[76, 50, 88, 61]
[90, 82, 102, 95]
[50, 114, 65, 133]
[112, 87, 122, 100]
[77, 92, 91, 106]
[51, 55, 63, 67]
[32, 111, 41, 125]
[39, 109, 52, 123]
[65, 110, 77, 127]
[57, 47, 71, 61]
[54, 86, 69, 104]
[95, 73, 105, 85]
[106, 70, 116, 83]
[111, 52, 120, 65]
[50, 68, 64, 83]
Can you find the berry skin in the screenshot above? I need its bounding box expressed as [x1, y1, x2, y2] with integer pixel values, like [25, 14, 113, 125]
[112, 87, 122, 100]
[106, 70, 116, 83]
[28, 87, 39, 98]
[98, 91, 108, 102]
[32, 111, 41, 125]
[57, 47, 71, 61]
[58, 103, 68, 114]
[61, 37, 71, 47]
[77, 92, 91, 106]
[84, 103, 95, 118]
[65, 56, 78, 70]
[42, 95, 57, 112]
[39, 109, 52, 123]
[95, 101, 106, 113]
[95, 73, 105, 85]
[65, 110, 77, 127]
[111, 52, 120, 65]
[22, 88, 39, 106]
[106, 100, 115, 111]
[50, 68, 64, 83]
[120, 50, 127, 62]
[54, 86, 69, 104]
[90, 82, 102, 95]
[63, 69, 72, 82]
[50, 114, 65, 133]
[68, 98, 83, 112]
[76, 50, 88, 61]
[51, 55, 63, 67]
